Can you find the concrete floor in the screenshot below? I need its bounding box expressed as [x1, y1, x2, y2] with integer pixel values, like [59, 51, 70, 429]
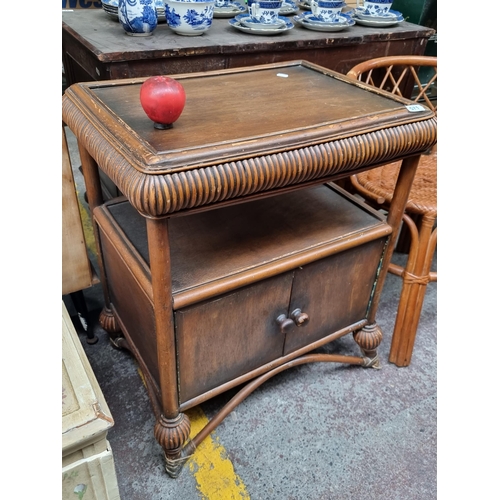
[63, 126, 437, 500]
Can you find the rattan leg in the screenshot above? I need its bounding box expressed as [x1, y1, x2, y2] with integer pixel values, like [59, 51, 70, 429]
[389, 213, 437, 367]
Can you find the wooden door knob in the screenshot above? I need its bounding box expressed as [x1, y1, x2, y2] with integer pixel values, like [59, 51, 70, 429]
[276, 314, 294, 334]
[291, 308, 310, 326]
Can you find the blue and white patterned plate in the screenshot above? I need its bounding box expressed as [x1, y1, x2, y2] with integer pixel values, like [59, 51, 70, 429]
[229, 15, 294, 34]
[294, 11, 354, 31]
[353, 8, 403, 21]
[353, 12, 403, 26]
[213, 1, 247, 18]
[304, 12, 352, 24]
[239, 14, 288, 29]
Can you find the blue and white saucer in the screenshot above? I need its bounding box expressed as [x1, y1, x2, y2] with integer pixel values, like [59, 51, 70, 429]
[240, 15, 287, 29]
[280, 0, 300, 15]
[294, 12, 354, 31]
[354, 8, 403, 21]
[352, 8, 404, 26]
[230, 14, 294, 34]
[213, 1, 247, 18]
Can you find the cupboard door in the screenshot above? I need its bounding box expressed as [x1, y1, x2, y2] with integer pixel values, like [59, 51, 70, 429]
[176, 272, 294, 404]
[284, 238, 387, 355]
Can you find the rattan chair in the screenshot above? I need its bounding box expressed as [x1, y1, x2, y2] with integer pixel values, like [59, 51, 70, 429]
[346, 56, 437, 367]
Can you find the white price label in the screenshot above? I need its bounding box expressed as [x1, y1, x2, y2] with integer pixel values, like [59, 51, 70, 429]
[406, 104, 426, 112]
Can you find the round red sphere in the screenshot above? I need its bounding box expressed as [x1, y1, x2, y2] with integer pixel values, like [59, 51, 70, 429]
[139, 76, 186, 129]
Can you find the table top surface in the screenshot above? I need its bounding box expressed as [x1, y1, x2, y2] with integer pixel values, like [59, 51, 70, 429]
[62, 9, 435, 62]
[62, 61, 437, 217]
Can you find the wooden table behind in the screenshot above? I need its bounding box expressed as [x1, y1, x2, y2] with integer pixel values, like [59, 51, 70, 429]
[62, 9, 434, 85]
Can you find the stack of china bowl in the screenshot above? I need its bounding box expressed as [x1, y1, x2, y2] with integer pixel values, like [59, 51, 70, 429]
[101, 0, 119, 19]
[156, 0, 167, 22]
[102, 0, 166, 22]
[165, 0, 215, 35]
[351, 0, 404, 26]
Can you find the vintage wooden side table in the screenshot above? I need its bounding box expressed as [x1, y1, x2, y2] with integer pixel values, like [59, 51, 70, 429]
[62, 61, 437, 477]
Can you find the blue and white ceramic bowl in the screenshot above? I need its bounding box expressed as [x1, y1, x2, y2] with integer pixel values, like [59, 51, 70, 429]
[118, 0, 158, 36]
[165, 0, 215, 35]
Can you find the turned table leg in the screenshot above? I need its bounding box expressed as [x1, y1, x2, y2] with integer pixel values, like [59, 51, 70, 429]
[146, 217, 192, 477]
[355, 155, 421, 366]
[353, 323, 383, 369]
[77, 143, 122, 341]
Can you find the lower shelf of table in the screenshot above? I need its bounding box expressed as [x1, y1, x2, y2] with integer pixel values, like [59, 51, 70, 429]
[94, 183, 392, 408]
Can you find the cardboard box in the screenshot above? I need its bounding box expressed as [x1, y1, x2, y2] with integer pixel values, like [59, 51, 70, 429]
[63, 0, 102, 8]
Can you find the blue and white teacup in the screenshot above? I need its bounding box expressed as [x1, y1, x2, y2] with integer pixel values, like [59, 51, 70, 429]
[310, 0, 344, 22]
[248, 0, 283, 24]
[356, 0, 392, 16]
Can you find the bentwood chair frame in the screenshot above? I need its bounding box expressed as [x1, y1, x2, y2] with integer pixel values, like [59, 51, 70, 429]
[346, 55, 437, 367]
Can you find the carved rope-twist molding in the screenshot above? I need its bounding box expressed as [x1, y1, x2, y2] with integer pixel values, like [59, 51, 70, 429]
[64, 105, 436, 218]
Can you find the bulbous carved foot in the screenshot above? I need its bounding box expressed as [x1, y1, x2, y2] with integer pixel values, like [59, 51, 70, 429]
[353, 323, 383, 369]
[99, 306, 120, 332]
[99, 307, 126, 349]
[154, 413, 194, 478]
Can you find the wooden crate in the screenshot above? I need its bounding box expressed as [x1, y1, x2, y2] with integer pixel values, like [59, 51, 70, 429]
[62, 302, 120, 500]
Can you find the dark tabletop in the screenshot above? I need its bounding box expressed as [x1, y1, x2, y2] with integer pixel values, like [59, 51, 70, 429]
[62, 9, 435, 63]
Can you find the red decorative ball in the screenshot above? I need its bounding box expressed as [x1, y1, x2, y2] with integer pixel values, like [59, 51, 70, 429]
[139, 76, 186, 129]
